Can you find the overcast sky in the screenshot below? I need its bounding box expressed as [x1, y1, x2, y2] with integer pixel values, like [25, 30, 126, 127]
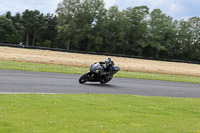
[0, 0, 199, 20]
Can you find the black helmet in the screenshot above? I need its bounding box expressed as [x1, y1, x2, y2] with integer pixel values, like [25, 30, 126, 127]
[105, 57, 112, 65]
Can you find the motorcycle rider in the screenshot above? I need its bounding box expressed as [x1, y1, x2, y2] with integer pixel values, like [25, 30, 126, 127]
[99, 57, 114, 76]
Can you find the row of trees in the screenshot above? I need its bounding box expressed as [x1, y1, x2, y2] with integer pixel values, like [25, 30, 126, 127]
[0, 10, 58, 48]
[0, 0, 200, 61]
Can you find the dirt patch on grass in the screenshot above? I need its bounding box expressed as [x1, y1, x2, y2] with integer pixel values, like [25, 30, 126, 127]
[0, 46, 200, 77]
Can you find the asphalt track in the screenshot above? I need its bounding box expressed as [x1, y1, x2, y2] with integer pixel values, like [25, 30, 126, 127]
[0, 69, 200, 97]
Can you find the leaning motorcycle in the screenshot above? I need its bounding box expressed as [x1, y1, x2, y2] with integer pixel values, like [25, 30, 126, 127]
[79, 62, 120, 84]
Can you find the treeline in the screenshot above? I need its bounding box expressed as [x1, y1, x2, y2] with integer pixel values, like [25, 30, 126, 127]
[0, 0, 200, 62]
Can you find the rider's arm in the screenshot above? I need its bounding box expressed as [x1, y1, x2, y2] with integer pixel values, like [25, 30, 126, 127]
[99, 62, 105, 64]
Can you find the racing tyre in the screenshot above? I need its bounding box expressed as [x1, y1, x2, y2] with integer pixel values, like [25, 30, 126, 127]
[79, 73, 88, 84]
[100, 78, 107, 84]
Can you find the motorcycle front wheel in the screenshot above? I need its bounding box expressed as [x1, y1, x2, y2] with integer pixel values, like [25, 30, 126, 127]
[79, 73, 89, 84]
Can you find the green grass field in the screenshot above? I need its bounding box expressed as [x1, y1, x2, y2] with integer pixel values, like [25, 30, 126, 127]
[0, 60, 200, 83]
[0, 60, 200, 132]
[0, 94, 200, 133]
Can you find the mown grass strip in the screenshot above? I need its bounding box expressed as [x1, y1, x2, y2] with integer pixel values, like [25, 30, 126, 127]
[0, 60, 200, 83]
[0, 94, 200, 133]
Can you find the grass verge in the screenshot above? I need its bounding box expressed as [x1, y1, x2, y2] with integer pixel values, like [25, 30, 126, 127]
[0, 60, 200, 83]
[0, 94, 200, 133]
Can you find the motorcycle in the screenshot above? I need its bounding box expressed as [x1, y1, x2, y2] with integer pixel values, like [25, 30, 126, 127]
[79, 62, 120, 84]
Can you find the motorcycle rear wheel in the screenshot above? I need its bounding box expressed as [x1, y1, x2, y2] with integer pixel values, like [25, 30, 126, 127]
[100, 75, 113, 84]
[100, 78, 108, 84]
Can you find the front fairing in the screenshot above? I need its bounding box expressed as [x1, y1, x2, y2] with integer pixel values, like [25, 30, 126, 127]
[90, 63, 104, 74]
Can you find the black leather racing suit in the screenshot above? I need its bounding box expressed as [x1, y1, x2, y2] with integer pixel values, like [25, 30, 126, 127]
[99, 61, 114, 75]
